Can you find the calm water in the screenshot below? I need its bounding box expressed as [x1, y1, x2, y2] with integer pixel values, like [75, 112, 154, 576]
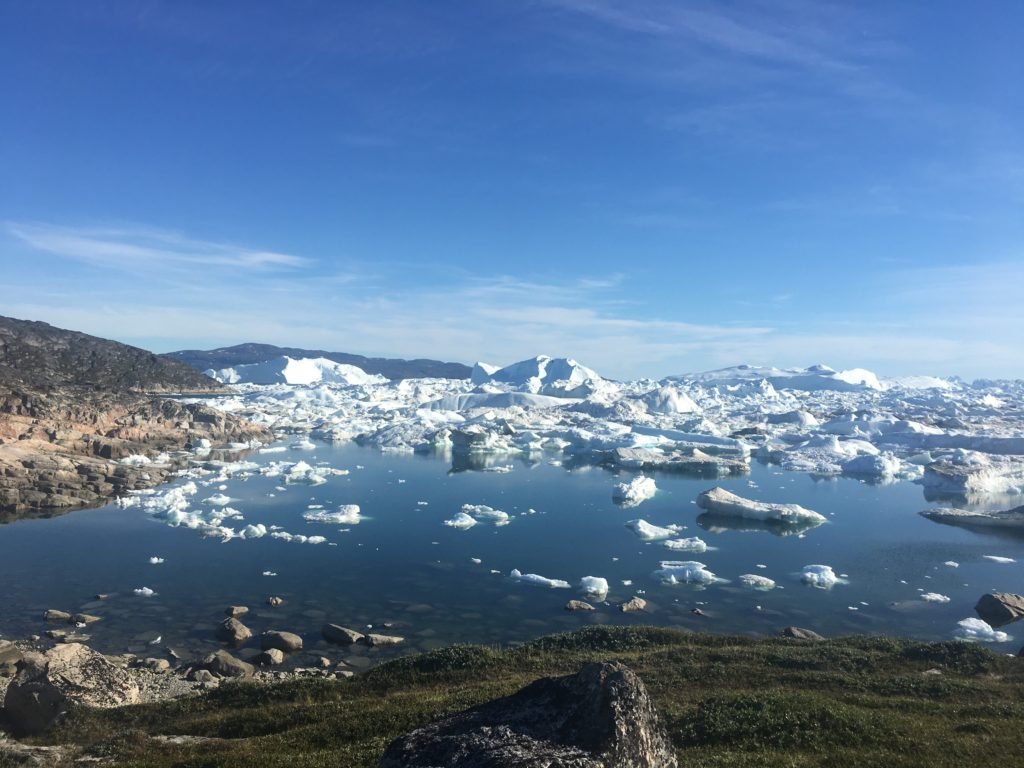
[1, 440, 1022, 665]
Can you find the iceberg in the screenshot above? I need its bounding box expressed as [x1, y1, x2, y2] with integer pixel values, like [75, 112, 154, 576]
[304, 505, 362, 525]
[662, 537, 708, 553]
[579, 576, 609, 600]
[444, 512, 478, 530]
[953, 618, 1011, 643]
[461, 504, 511, 526]
[206, 356, 386, 386]
[739, 574, 776, 590]
[626, 518, 684, 541]
[652, 560, 720, 585]
[696, 487, 826, 525]
[509, 568, 570, 588]
[800, 564, 840, 589]
[612, 476, 657, 507]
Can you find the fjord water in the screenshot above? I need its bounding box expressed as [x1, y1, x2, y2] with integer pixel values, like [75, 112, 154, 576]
[1, 440, 1021, 661]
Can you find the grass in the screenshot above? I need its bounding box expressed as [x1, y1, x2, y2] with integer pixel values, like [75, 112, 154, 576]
[7, 626, 1024, 767]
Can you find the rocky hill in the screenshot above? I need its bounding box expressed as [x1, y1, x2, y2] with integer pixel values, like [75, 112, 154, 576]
[0, 316, 219, 393]
[165, 343, 472, 380]
[0, 316, 270, 518]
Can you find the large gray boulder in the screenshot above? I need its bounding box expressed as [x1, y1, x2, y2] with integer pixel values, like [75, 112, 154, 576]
[3, 644, 140, 735]
[203, 650, 254, 679]
[974, 593, 1024, 627]
[261, 630, 303, 653]
[322, 623, 364, 645]
[215, 617, 253, 646]
[379, 661, 677, 767]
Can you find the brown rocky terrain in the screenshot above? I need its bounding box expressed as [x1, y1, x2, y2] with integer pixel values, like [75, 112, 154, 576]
[0, 316, 271, 519]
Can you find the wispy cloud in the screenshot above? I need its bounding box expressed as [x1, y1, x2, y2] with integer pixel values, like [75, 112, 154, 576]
[6, 222, 312, 272]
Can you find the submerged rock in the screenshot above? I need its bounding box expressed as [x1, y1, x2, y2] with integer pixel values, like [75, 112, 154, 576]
[363, 633, 404, 647]
[261, 630, 303, 653]
[781, 626, 825, 641]
[215, 617, 253, 646]
[565, 600, 595, 612]
[322, 624, 364, 645]
[975, 593, 1024, 628]
[380, 661, 676, 768]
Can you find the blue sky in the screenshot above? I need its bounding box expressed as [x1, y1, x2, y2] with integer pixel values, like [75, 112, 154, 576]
[2, 1, 1022, 380]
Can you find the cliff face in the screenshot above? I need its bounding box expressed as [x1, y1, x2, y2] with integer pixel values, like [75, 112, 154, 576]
[0, 316, 270, 518]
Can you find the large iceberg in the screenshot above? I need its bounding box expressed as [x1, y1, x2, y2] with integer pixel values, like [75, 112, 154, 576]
[696, 487, 826, 525]
[207, 356, 386, 386]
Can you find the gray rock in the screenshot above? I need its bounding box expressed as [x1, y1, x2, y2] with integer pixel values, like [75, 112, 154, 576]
[143, 658, 170, 673]
[565, 600, 596, 612]
[72, 613, 102, 625]
[203, 650, 254, 679]
[43, 609, 71, 622]
[380, 661, 677, 768]
[3, 644, 140, 735]
[781, 626, 826, 641]
[322, 623, 365, 645]
[225, 605, 249, 618]
[255, 648, 285, 666]
[189, 669, 216, 684]
[216, 617, 253, 646]
[261, 630, 303, 653]
[266, 596, 284, 607]
[974, 593, 1024, 628]
[364, 633, 405, 647]
[620, 597, 647, 613]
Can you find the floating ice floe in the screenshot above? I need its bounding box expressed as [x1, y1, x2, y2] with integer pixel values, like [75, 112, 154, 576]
[133, 587, 156, 597]
[203, 493, 232, 506]
[270, 532, 327, 544]
[262, 570, 277, 576]
[240, 524, 268, 539]
[444, 512, 478, 530]
[148, 556, 164, 565]
[662, 537, 708, 553]
[626, 519, 684, 541]
[921, 593, 951, 603]
[739, 574, 776, 590]
[982, 555, 1016, 564]
[921, 505, 1024, 530]
[953, 618, 1012, 643]
[612, 476, 657, 507]
[800, 564, 842, 589]
[509, 569, 570, 588]
[652, 560, 721, 585]
[304, 505, 362, 525]
[696, 487, 826, 525]
[291, 438, 316, 450]
[579, 576, 609, 600]
[261, 461, 344, 486]
[461, 504, 511, 526]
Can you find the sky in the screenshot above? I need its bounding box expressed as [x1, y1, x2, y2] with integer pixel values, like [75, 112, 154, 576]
[2, 1, 1023, 381]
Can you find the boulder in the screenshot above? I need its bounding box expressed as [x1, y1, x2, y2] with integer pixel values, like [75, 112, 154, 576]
[620, 597, 647, 613]
[364, 633, 404, 647]
[0, 640, 23, 676]
[255, 648, 285, 666]
[203, 650, 254, 679]
[72, 613, 102, 625]
[322, 623, 364, 645]
[215, 617, 253, 646]
[43, 609, 71, 622]
[225, 605, 249, 618]
[974, 593, 1024, 627]
[781, 626, 826, 641]
[143, 658, 170, 673]
[380, 661, 676, 768]
[261, 630, 303, 653]
[3, 644, 140, 735]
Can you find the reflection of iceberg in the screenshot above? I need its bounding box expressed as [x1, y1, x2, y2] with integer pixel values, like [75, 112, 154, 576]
[697, 512, 823, 537]
[696, 487, 826, 525]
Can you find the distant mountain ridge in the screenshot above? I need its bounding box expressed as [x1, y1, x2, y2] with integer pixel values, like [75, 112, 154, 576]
[0, 315, 220, 393]
[165, 343, 472, 380]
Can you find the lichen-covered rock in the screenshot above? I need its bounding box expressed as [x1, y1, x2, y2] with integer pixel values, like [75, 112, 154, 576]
[975, 593, 1024, 627]
[379, 661, 677, 767]
[2, 644, 140, 735]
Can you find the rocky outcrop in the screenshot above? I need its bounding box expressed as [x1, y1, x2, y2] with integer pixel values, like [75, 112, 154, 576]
[975, 593, 1024, 627]
[2, 644, 140, 735]
[0, 316, 272, 519]
[781, 626, 826, 641]
[379, 661, 677, 768]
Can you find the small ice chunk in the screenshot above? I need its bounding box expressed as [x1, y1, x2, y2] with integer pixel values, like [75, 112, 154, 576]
[982, 555, 1016, 564]
[262, 570, 277, 576]
[739, 574, 776, 590]
[612, 476, 657, 507]
[944, 561, 959, 568]
[304, 505, 362, 525]
[240, 524, 268, 539]
[291, 438, 316, 450]
[444, 512, 478, 530]
[462, 504, 511, 526]
[954, 618, 1012, 643]
[800, 564, 839, 589]
[133, 587, 156, 597]
[579, 576, 609, 600]
[509, 568, 570, 588]
[662, 537, 708, 553]
[203, 493, 232, 506]
[921, 593, 951, 603]
[148, 556, 164, 565]
[652, 560, 720, 585]
[626, 519, 683, 541]
[470, 557, 482, 564]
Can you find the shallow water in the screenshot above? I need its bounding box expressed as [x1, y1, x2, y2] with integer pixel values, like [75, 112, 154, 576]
[1, 440, 1022, 665]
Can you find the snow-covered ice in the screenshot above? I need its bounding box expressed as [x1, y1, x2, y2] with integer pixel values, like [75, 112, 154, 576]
[509, 569, 570, 588]
[696, 487, 826, 525]
[626, 519, 684, 541]
[953, 618, 1012, 643]
[652, 560, 720, 585]
[739, 574, 776, 590]
[579, 576, 609, 600]
[612, 476, 657, 507]
[800, 564, 840, 589]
